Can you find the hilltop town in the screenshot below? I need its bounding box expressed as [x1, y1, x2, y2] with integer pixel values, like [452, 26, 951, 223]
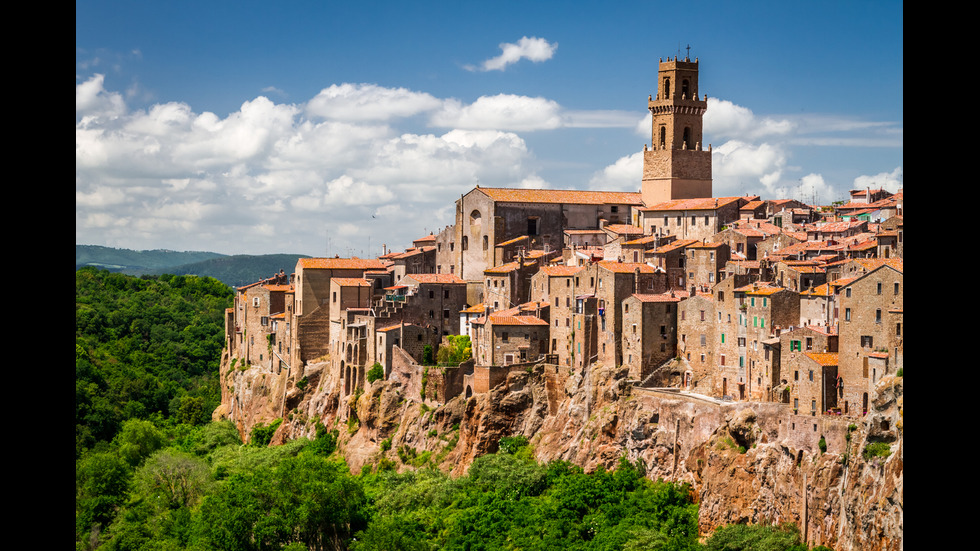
[224, 56, 903, 423]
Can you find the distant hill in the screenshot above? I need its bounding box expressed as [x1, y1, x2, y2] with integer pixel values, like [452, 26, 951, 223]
[76, 245, 309, 288]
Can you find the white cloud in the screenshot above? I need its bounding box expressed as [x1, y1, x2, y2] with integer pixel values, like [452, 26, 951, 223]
[711, 140, 787, 197]
[431, 94, 563, 131]
[76, 80, 544, 255]
[466, 36, 557, 72]
[588, 152, 642, 192]
[852, 167, 903, 193]
[703, 98, 794, 141]
[306, 83, 442, 121]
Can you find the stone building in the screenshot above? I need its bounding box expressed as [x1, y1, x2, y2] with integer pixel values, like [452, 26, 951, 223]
[437, 186, 644, 281]
[685, 240, 730, 290]
[621, 292, 682, 383]
[648, 238, 699, 290]
[836, 264, 903, 416]
[641, 56, 712, 205]
[677, 290, 718, 392]
[638, 196, 746, 242]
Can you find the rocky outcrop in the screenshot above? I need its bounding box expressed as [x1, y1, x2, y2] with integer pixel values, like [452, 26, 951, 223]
[217, 351, 902, 550]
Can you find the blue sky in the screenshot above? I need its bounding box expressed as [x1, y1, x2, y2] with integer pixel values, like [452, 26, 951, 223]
[76, 0, 903, 257]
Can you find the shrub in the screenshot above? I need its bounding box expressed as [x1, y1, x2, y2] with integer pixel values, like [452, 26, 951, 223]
[366, 362, 384, 383]
[380, 437, 392, 452]
[296, 376, 308, 390]
[499, 435, 530, 455]
[818, 436, 827, 454]
[862, 441, 891, 461]
[249, 418, 283, 447]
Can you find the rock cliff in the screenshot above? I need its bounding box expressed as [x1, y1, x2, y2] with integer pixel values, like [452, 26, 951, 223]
[217, 350, 902, 551]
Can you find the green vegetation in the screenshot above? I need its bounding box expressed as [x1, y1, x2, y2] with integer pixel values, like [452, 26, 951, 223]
[249, 418, 283, 447]
[862, 441, 892, 461]
[436, 334, 472, 365]
[366, 362, 384, 383]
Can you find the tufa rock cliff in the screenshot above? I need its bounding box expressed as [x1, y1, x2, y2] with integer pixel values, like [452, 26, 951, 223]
[216, 349, 902, 551]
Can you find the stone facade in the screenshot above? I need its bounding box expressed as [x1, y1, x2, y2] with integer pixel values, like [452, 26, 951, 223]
[641, 57, 712, 205]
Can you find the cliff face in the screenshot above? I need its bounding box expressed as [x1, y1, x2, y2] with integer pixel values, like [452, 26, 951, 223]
[216, 351, 902, 551]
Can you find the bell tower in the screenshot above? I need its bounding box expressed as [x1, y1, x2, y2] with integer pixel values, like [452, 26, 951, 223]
[641, 55, 712, 206]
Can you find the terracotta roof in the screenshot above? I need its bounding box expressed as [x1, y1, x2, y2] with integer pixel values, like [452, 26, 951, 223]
[623, 235, 660, 246]
[262, 284, 294, 292]
[496, 235, 530, 247]
[564, 229, 606, 235]
[867, 352, 889, 359]
[651, 238, 699, 253]
[332, 278, 371, 287]
[460, 304, 486, 314]
[484, 260, 537, 274]
[801, 283, 834, 297]
[487, 315, 549, 326]
[641, 196, 742, 212]
[597, 261, 658, 273]
[603, 224, 645, 235]
[413, 234, 436, 243]
[805, 353, 839, 366]
[689, 241, 725, 249]
[475, 186, 643, 205]
[298, 257, 387, 270]
[736, 283, 786, 296]
[740, 200, 766, 210]
[538, 265, 583, 276]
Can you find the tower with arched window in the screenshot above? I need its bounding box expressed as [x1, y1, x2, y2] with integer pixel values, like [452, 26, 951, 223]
[641, 56, 713, 205]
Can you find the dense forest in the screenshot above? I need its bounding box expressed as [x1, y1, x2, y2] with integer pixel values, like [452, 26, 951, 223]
[75, 268, 830, 551]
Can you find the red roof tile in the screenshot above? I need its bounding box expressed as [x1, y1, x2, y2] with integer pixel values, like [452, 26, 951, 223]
[476, 186, 643, 205]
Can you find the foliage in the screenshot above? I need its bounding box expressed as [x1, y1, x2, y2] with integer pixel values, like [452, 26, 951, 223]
[498, 434, 530, 455]
[703, 522, 809, 551]
[422, 345, 434, 366]
[436, 334, 472, 366]
[295, 376, 309, 391]
[862, 441, 892, 461]
[818, 436, 827, 454]
[249, 418, 283, 447]
[366, 362, 385, 383]
[76, 267, 233, 458]
[306, 422, 340, 457]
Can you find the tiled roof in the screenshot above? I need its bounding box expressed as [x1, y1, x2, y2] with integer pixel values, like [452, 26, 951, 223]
[564, 229, 606, 235]
[262, 284, 294, 292]
[805, 353, 839, 366]
[651, 238, 699, 253]
[597, 261, 659, 273]
[641, 196, 742, 211]
[740, 200, 766, 210]
[604, 224, 645, 235]
[298, 257, 387, 270]
[496, 235, 530, 247]
[475, 186, 643, 205]
[331, 278, 371, 287]
[736, 283, 786, 296]
[460, 303, 486, 314]
[484, 260, 537, 274]
[689, 241, 725, 249]
[413, 234, 436, 243]
[487, 315, 549, 326]
[538, 265, 584, 276]
[801, 283, 834, 297]
[623, 235, 660, 246]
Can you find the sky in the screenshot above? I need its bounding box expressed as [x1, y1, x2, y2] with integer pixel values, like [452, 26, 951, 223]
[76, 0, 903, 258]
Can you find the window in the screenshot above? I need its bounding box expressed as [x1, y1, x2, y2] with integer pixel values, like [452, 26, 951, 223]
[429, 290, 435, 299]
[791, 340, 801, 351]
[462, 236, 468, 250]
[845, 288, 851, 298]
[875, 309, 882, 324]
[809, 370, 814, 381]
[253, 297, 260, 307]
[896, 323, 901, 336]
[876, 282, 882, 295]
[844, 308, 851, 321]
[700, 310, 705, 321]
[528, 218, 539, 236]
[483, 235, 489, 250]
[700, 334, 706, 346]
[720, 354, 726, 365]
[894, 282, 899, 295]
[721, 333, 725, 344]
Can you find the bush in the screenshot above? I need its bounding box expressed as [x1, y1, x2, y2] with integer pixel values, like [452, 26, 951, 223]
[818, 436, 827, 454]
[250, 418, 283, 447]
[296, 376, 308, 390]
[862, 441, 891, 461]
[366, 362, 385, 383]
[499, 435, 530, 455]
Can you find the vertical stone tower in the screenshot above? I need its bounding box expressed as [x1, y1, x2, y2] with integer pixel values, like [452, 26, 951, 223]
[641, 56, 712, 205]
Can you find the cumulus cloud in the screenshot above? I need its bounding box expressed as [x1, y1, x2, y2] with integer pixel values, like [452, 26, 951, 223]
[76, 79, 545, 255]
[306, 83, 442, 121]
[431, 94, 563, 131]
[588, 152, 642, 192]
[466, 36, 557, 72]
[711, 140, 787, 197]
[703, 98, 795, 141]
[852, 166, 903, 193]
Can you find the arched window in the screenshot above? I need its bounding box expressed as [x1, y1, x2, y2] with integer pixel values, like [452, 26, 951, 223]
[659, 127, 666, 148]
[683, 127, 691, 149]
[663, 78, 671, 99]
[682, 79, 690, 99]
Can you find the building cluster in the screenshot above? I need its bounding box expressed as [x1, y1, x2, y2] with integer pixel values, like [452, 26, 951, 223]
[224, 56, 903, 418]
